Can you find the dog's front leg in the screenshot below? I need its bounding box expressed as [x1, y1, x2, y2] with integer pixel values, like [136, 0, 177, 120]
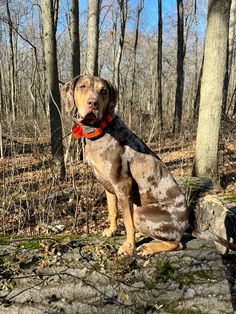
[102, 190, 118, 237]
[115, 178, 135, 256]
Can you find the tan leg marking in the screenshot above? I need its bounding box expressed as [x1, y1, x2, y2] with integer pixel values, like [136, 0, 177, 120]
[140, 241, 182, 256]
[102, 191, 118, 237]
[116, 179, 135, 256]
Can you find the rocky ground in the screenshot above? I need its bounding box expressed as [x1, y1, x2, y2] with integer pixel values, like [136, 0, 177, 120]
[0, 234, 235, 314]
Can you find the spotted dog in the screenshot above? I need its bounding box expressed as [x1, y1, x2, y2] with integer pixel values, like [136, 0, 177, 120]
[61, 75, 189, 255]
[62, 75, 236, 255]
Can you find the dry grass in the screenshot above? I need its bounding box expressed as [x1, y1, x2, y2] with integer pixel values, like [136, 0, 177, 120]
[0, 118, 235, 238]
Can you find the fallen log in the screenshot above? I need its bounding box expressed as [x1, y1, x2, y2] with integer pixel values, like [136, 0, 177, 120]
[176, 176, 236, 254]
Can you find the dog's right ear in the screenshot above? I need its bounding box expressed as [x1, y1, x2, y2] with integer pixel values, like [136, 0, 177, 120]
[61, 75, 82, 112]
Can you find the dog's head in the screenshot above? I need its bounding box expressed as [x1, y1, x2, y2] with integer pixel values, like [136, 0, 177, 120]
[61, 75, 117, 125]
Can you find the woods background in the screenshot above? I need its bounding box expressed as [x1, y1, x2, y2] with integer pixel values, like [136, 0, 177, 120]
[0, 0, 235, 234]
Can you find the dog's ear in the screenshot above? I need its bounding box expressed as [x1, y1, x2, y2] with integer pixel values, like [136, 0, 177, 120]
[106, 80, 117, 114]
[61, 75, 82, 112]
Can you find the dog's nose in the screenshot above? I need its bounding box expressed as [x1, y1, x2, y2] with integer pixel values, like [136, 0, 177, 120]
[87, 98, 98, 109]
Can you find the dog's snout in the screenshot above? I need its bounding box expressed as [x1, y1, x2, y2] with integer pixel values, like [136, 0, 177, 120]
[87, 98, 98, 109]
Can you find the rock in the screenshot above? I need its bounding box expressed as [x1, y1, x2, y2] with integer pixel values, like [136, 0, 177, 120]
[0, 236, 234, 313]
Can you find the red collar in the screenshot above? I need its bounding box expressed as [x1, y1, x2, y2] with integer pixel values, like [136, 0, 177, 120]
[72, 115, 113, 139]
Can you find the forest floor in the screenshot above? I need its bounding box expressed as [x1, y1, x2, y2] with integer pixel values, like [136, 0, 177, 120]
[0, 120, 236, 311]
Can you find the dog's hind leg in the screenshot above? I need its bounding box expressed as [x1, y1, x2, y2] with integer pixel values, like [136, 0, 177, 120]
[139, 240, 182, 255]
[134, 203, 188, 255]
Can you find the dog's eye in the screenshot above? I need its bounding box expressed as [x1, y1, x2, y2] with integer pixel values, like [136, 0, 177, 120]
[100, 88, 107, 95]
[80, 84, 86, 90]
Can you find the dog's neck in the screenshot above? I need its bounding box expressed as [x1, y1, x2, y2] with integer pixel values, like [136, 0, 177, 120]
[72, 114, 114, 140]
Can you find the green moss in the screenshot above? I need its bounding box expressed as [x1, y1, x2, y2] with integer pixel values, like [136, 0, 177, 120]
[0, 236, 11, 245]
[175, 269, 215, 286]
[155, 261, 177, 282]
[16, 240, 40, 251]
[154, 261, 215, 286]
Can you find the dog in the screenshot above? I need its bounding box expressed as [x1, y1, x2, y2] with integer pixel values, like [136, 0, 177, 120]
[61, 75, 236, 256]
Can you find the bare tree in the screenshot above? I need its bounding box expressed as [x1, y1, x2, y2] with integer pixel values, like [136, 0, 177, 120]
[42, 0, 65, 180]
[6, 0, 16, 121]
[113, 0, 128, 98]
[193, 0, 231, 187]
[85, 0, 101, 76]
[70, 0, 80, 77]
[157, 0, 163, 130]
[130, 0, 144, 106]
[173, 0, 185, 134]
[129, 0, 144, 126]
[224, 0, 236, 116]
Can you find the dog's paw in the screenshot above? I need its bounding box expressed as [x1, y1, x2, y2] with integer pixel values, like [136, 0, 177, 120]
[102, 227, 116, 238]
[137, 244, 155, 256]
[118, 241, 136, 256]
[137, 241, 182, 256]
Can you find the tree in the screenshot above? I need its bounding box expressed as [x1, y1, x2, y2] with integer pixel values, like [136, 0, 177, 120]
[85, 0, 101, 76]
[173, 0, 185, 134]
[42, 0, 65, 180]
[129, 0, 144, 126]
[6, 0, 16, 121]
[70, 0, 80, 78]
[157, 0, 163, 130]
[113, 0, 128, 97]
[193, 0, 231, 187]
[225, 0, 236, 116]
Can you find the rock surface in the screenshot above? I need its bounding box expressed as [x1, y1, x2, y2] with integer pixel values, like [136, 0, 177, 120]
[0, 236, 234, 314]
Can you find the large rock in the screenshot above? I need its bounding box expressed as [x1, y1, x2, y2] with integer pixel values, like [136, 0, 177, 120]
[0, 236, 234, 313]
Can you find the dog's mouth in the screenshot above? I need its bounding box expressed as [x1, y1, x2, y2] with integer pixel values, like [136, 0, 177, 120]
[77, 110, 101, 126]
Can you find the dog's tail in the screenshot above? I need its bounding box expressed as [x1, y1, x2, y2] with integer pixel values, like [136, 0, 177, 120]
[191, 230, 236, 251]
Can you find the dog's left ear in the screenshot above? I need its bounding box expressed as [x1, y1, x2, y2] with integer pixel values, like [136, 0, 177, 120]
[106, 81, 117, 114]
[61, 75, 83, 112]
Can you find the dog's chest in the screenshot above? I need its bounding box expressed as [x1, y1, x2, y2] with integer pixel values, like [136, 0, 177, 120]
[85, 138, 124, 193]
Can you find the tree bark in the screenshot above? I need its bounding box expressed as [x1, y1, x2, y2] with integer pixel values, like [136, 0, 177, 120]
[173, 0, 185, 135]
[157, 0, 163, 131]
[193, 0, 231, 187]
[226, 0, 236, 115]
[70, 0, 80, 77]
[129, 0, 143, 127]
[113, 0, 128, 101]
[86, 0, 101, 76]
[6, 0, 16, 121]
[42, 0, 66, 180]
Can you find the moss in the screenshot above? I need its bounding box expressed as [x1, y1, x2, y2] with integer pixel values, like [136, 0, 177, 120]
[16, 240, 40, 251]
[154, 261, 215, 286]
[155, 261, 177, 282]
[174, 269, 215, 286]
[0, 236, 11, 245]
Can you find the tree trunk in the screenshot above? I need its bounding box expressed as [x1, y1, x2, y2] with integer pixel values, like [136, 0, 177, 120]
[70, 0, 80, 77]
[193, 0, 231, 187]
[129, 0, 143, 127]
[222, 29, 230, 116]
[86, 0, 101, 76]
[193, 56, 204, 120]
[6, 0, 16, 122]
[173, 0, 185, 135]
[192, 0, 199, 120]
[42, 0, 66, 180]
[157, 0, 163, 131]
[227, 0, 236, 115]
[113, 0, 128, 105]
[0, 122, 3, 159]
